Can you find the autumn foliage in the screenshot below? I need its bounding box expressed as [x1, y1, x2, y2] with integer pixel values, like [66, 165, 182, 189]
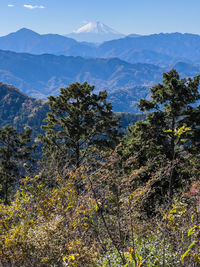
[0, 74, 200, 266]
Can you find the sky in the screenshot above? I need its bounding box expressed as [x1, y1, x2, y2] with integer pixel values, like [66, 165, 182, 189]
[1, 0, 200, 36]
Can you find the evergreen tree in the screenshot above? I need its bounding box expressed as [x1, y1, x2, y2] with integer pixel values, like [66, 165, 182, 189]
[127, 69, 200, 162]
[39, 82, 122, 171]
[0, 126, 35, 204]
[124, 69, 200, 212]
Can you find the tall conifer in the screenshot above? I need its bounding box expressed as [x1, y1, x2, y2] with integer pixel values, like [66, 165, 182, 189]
[40, 82, 122, 170]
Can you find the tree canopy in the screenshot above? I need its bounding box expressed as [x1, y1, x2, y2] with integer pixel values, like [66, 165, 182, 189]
[0, 76, 200, 266]
[0, 126, 35, 204]
[127, 69, 200, 162]
[123, 69, 200, 212]
[39, 82, 122, 171]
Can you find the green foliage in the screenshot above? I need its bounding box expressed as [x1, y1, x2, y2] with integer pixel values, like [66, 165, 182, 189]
[128, 69, 200, 162]
[0, 82, 48, 136]
[0, 164, 199, 266]
[0, 76, 199, 266]
[39, 82, 122, 170]
[0, 173, 98, 266]
[0, 125, 35, 204]
[122, 69, 200, 214]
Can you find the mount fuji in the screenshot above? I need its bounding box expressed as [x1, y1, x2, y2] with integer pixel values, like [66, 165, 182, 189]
[67, 22, 125, 43]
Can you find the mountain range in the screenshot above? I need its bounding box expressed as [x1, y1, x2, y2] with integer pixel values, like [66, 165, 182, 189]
[1, 28, 200, 66]
[0, 28, 94, 57]
[0, 49, 200, 112]
[0, 49, 163, 101]
[0, 27, 200, 113]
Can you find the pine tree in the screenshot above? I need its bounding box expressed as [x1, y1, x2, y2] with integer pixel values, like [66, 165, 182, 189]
[0, 126, 35, 204]
[39, 82, 122, 171]
[124, 69, 200, 212]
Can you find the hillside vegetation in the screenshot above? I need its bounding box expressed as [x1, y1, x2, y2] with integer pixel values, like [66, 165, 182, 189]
[0, 82, 48, 134]
[0, 71, 199, 266]
[0, 82, 143, 135]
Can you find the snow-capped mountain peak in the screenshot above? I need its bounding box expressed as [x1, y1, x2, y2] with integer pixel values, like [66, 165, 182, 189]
[67, 22, 125, 43]
[74, 22, 121, 35]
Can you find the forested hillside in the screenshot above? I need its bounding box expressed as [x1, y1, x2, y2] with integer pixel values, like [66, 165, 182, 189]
[0, 82, 144, 134]
[0, 71, 199, 266]
[0, 82, 48, 135]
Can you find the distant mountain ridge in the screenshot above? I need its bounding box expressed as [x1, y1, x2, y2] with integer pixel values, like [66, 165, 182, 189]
[98, 33, 200, 64]
[0, 49, 199, 112]
[1, 29, 200, 66]
[0, 49, 163, 100]
[1, 28, 200, 113]
[0, 28, 95, 56]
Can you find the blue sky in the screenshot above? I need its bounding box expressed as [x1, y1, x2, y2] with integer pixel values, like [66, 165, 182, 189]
[2, 0, 200, 36]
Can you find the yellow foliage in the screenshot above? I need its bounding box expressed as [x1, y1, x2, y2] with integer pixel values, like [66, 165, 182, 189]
[0, 173, 98, 266]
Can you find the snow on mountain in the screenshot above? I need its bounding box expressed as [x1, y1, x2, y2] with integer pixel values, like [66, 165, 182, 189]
[67, 22, 125, 43]
[74, 22, 120, 34]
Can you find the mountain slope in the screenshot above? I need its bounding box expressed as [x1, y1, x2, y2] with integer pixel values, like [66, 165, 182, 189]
[172, 62, 200, 76]
[98, 33, 200, 63]
[107, 86, 151, 113]
[2, 30, 200, 66]
[0, 82, 145, 138]
[119, 49, 178, 67]
[0, 28, 95, 57]
[0, 50, 163, 99]
[0, 82, 48, 134]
